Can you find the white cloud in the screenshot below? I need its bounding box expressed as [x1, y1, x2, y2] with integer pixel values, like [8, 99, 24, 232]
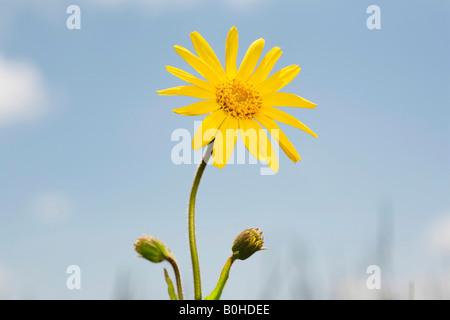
[90, 0, 204, 11]
[429, 214, 450, 254]
[31, 191, 71, 224]
[334, 273, 450, 300]
[334, 276, 384, 300]
[0, 54, 48, 126]
[223, 0, 261, 9]
[0, 262, 13, 299]
[89, 0, 267, 14]
[328, 215, 450, 299]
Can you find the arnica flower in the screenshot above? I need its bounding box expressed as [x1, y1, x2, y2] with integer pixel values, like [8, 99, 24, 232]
[158, 26, 317, 172]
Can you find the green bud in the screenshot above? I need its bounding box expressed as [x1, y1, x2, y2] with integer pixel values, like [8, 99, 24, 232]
[231, 228, 266, 261]
[134, 234, 174, 263]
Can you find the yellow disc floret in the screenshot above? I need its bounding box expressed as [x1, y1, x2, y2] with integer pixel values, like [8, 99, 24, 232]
[216, 78, 262, 119]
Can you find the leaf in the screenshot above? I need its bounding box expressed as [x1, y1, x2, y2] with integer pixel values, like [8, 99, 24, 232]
[164, 268, 178, 300]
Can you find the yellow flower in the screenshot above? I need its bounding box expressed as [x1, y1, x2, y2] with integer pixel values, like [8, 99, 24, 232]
[158, 26, 317, 172]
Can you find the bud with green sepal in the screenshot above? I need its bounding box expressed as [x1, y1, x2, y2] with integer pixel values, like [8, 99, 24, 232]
[205, 228, 266, 300]
[231, 228, 266, 261]
[134, 234, 184, 300]
[134, 234, 175, 263]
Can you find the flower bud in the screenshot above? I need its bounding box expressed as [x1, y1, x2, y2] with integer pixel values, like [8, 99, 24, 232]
[134, 234, 174, 263]
[231, 228, 266, 260]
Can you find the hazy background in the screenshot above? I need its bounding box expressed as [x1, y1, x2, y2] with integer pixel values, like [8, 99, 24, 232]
[0, 0, 449, 299]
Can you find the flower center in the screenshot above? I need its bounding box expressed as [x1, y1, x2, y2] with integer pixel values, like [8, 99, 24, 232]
[216, 78, 262, 119]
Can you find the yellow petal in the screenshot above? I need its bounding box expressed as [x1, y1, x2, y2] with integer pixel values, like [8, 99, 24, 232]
[239, 119, 279, 172]
[254, 113, 301, 163]
[261, 106, 318, 138]
[248, 47, 282, 86]
[173, 100, 220, 116]
[157, 86, 215, 99]
[238, 118, 262, 161]
[165, 66, 216, 92]
[192, 110, 227, 150]
[174, 45, 221, 85]
[256, 65, 301, 95]
[237, 38, 265, 81]
[262, 92, 316, 109]
[190, 31, 225, 78]
[213, 116, 238, 168]
[225, 26, 238, 78]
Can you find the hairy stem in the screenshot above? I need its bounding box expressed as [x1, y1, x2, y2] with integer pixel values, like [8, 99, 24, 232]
[188, 142, 214, 300]
[166, 257, 184, 300]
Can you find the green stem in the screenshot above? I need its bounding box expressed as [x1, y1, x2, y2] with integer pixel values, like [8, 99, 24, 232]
[204, 256, 236, 300]
[167, 257, 184, 300]
[189, 142, 214, 300]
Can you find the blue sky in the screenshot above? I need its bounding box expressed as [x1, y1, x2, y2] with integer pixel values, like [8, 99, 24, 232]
[0, 0, 449, 299]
